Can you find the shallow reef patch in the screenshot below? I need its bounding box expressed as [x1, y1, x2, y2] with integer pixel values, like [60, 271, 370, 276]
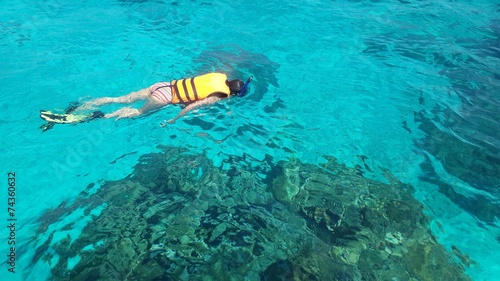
[33, 146, 471, 280]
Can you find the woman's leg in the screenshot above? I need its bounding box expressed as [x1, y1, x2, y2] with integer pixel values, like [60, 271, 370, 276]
[80, 88, 150, 109]
[104, 107, 141, 119]
[104, 97, 167, 120]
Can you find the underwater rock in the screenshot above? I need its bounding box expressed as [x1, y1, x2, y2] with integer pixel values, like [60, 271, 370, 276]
[269, 156, 471, 281]
[32, 146, 471, 280]
[271, 161, 301, 203]
[149, 243, 165, 252]
[385, 231, 404, 245]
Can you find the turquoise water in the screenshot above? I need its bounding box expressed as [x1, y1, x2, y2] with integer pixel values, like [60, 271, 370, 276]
[1, 0, 498, 280]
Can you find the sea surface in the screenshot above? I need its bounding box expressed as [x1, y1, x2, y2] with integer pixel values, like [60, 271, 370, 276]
[0, 0, 498, 280]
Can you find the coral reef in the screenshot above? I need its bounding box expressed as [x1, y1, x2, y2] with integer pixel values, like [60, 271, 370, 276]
[32, 147, 471, 280]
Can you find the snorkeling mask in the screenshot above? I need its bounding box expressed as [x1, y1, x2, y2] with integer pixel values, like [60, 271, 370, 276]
[238, 76, 253, 96]
[228, 76, 253, 97]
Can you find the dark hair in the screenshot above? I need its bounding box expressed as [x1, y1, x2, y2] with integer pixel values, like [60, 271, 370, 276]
[227, 79, 244, 96]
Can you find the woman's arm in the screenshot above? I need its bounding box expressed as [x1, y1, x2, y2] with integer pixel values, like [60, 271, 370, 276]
[168, 96, 223, 123]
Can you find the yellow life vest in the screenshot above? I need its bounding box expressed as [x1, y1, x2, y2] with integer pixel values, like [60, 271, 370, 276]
[170, 73, 230, 104]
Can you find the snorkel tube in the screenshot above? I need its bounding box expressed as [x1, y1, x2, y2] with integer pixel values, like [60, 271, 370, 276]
[238, 76, 253, 96]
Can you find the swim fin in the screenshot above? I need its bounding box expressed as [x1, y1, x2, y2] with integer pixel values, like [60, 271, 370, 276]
[39, 102, 81, 132]
[40, 110, 104, 124]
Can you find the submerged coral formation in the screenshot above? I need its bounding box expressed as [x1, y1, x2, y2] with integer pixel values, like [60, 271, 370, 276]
[32, 146, 470, 280]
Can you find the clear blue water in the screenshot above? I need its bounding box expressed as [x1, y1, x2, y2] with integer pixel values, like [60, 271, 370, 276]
[1, 0, 498, 280]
